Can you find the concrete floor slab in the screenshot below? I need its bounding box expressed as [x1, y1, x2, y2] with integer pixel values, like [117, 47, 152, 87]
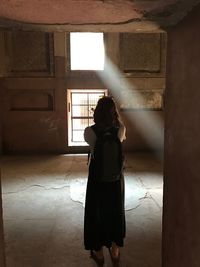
[1, 153, 163, 267]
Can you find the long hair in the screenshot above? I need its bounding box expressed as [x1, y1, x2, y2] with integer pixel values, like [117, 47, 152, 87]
[93, 96, 120, 128]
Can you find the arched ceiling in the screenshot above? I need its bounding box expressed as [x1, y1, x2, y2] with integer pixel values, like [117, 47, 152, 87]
[0, 0, 199, 31]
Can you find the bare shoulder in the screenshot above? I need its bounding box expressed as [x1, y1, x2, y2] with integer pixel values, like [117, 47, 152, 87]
[84, 126, 92, 134]
[84, 126, 96, 145]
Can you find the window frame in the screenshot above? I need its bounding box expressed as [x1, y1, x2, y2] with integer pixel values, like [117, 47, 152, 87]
[66, 32, 105, 74]
[67, 89, 107, 147]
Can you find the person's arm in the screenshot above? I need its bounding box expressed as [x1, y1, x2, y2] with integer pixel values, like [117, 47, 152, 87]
[84, 126, 96, 152]
[118, 122, 126, 142]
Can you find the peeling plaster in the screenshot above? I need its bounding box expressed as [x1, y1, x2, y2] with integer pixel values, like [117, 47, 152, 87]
[0, 0, 199, 31]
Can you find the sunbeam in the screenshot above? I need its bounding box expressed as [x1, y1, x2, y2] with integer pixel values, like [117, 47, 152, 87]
[97, 57, 164, 159]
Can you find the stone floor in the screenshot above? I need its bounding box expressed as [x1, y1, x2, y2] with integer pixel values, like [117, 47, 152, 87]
[1, 153, 163, 267]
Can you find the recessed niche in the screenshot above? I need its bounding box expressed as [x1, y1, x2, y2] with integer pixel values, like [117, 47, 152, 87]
[10, 91, 54, 111]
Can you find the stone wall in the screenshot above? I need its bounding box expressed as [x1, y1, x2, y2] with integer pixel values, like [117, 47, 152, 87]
[163, 4, 200, 267]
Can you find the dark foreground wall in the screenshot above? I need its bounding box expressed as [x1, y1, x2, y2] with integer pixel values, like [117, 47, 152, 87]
[163, 4, 200, 267]
[0, 174, 6, 267]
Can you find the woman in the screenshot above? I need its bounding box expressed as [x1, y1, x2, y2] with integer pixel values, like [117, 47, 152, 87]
[84, 96, 126, 266]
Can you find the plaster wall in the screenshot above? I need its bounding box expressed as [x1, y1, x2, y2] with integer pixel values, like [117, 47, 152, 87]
[0, 35, 4, 261]
[0, 174, 6, 267]
[0, 105, 2, 154]
[163, 4, 200, 267]
[122, 110, 164, 152]
[0, 32, 68, 153]
[0, 87, 2, 154]
[0, 31, 6, 154]
[0, 32, 165, 153]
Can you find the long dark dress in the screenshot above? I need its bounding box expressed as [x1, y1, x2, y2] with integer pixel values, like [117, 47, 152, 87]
[84, 158, 126, 251]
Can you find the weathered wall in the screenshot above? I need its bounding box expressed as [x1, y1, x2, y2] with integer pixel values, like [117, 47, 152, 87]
[0, 31, 165, 153]
[0, 32, 67, 153]
[0, 95, 1, 156]
[105, 33, 165, 152]
[0, 173, 6, 267]
[0, 0, 199, 32]
[0, 31, 7, 155]
[0, 31, 6, 266]
[163, 4, 200, 267]
[122, 110, 164, 152]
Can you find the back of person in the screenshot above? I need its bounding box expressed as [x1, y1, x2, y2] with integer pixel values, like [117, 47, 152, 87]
[84, 96, 126, 265]
[91, 125, 123, 183]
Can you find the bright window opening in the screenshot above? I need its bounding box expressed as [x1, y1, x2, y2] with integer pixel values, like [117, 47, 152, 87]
[70, 33, 105, 70]
[67, 89, 107, 146]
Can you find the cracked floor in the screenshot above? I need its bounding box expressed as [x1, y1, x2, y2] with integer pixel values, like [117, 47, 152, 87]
[1, 153, 163, 267]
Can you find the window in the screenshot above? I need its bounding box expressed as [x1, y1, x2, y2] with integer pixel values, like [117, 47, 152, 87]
[70, 32, 105, 70]
[67, 89, 107, 146]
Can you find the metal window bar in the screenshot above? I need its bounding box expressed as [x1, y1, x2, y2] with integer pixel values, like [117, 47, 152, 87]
[71, 91, 105, 142]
